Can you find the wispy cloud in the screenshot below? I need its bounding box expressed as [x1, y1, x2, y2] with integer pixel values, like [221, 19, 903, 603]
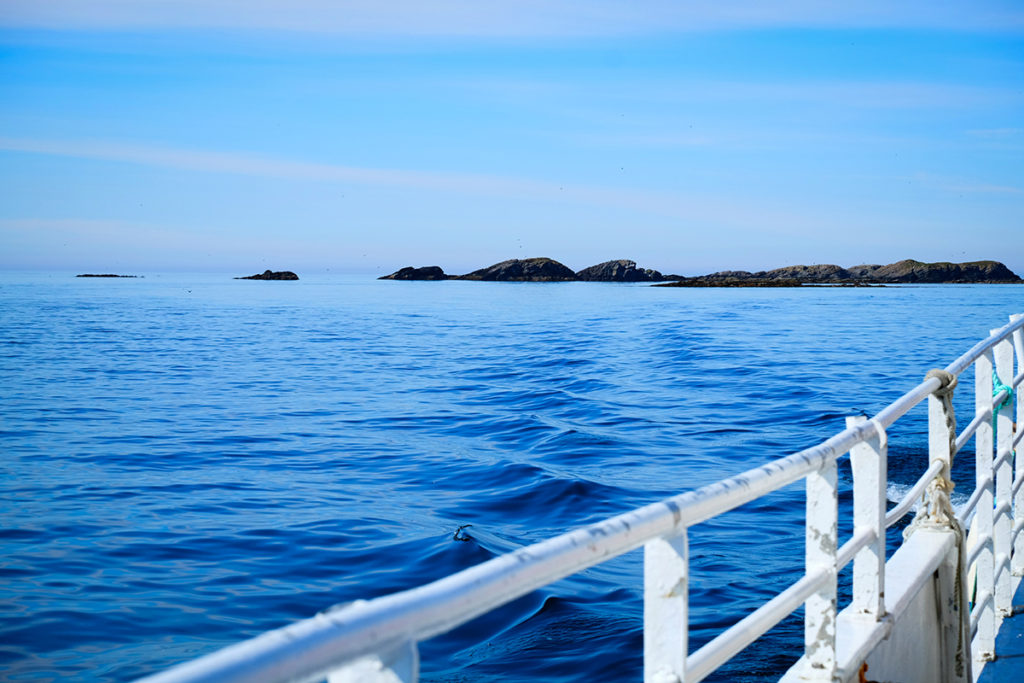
[0, 136, 854, 234]
[910, 172, 1023, 196]
[2, 0, 1022, 36]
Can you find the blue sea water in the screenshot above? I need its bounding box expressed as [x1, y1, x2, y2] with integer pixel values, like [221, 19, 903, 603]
[1, 273, 1022, 682]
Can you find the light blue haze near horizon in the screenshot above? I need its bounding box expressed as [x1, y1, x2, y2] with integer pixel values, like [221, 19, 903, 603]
[0, 1, 1022, 276]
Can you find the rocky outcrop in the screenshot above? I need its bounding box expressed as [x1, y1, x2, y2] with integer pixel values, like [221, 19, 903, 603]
[378, 266, 449, 280]
[76, 274, 140, 278]
[698, 264, 850, 282]
[663, 260, 1021, 286]
[846, 264, 882, 279]
[576, 259, 665, 282]
[459, 258, 576, 281]
[655, 278, 805, 288]
[869, 260, 1020, 283]
[235, 270, 299, 281]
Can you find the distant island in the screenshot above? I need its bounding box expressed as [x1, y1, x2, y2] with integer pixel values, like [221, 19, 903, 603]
[380, 258, 670, 282]
[76, 273, 141, 278]
[380, 258, 1021, 285]
[235, 270, 299, 281]
[658, 259, 1021, 287]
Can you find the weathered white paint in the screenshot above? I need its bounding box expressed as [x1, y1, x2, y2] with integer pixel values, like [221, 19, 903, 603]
[644, 533, 688, 683]
[803, 460, 838, 679]
[1012, 314, 1024, 577]
[993, 332, 1014, 618]
[133, 315, 1024, 683]
[847, 416, 885, 618]
[974, 349, 996, 662]
[328, 640, 417, 683]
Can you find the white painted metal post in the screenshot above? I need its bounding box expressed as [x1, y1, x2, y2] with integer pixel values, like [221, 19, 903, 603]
[1012, 314, 1024, 577]
[974, 350, 996, 661]
[847, 416, 886, 618]
[644, 532, 689, 683]
[804, 460, 838, 679]
[993, 330, 1014, 615]
[328, 640, 419, 683]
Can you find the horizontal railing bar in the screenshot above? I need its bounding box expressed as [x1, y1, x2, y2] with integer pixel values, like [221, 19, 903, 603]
[1014, 370, 1024, 390]
[871, 377, 940, 429]
[995, 554, 1011, 579]
[995, 500, 1012, 518]
[993, 388, 1011, 410]
[686, 569, 831, 683]
[966, 534, 993, 570]
[837, 527, 878, 571]
[957, 477, 991, 527]
[1015, 475, 1024, 500]
[139, 423, 886, 683]
[994, 447, 1013, 470]
[885, 460, 944, 529]
[971, 590, 993, 627]
[136, 315, 1024, 683]
[955, 412, 989, 454]
[1014, 428, 1024, 449]
[945, 317, 1024, 378]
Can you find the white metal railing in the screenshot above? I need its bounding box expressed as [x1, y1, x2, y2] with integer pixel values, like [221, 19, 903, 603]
[137, 313, 1024, 683]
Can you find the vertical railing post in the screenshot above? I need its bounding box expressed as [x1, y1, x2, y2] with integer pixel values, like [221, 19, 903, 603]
[804, 459, 838, 678]
[644, 532, 688, 683]
[847, 416, 886, 618]
[1012, 314, 1024, 577]
[994, 329, 1014, 616]
[974, 350, 996, 661]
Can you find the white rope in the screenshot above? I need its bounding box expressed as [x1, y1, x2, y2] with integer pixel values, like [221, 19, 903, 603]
[904, 368, 968, 678]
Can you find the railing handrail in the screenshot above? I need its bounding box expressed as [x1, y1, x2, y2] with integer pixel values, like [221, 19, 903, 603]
[138, 314, 1024, 683]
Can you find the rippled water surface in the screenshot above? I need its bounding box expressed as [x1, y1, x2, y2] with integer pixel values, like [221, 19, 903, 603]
[2, 273, 1023, 682]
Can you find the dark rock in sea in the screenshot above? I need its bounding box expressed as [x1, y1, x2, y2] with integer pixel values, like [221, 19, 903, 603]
[235, 270, 299, 281]
[846, 264, 883, 279]
[760, 264, 851, 281]
[869, 259, 1021, 283]
[76, 274, 140, 278]
[655, 278, 806, 288]
[378, 266, 448, 280]
[576, 259, 665, 282]
[459, 258, 577, 282]
[662, 259, 1021, 287]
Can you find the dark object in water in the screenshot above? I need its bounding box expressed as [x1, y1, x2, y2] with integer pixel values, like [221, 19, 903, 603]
[575, 259, 666, 282]
[76, 274, 141, 278]
[453, 524, 473, 542]
[235, 270, 299, 281]
[459, 257, 576, 281]
[379, 266, 449, 280]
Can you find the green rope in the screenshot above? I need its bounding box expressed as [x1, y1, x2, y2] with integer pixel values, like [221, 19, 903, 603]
[993, 370, 1014, 411]
[993, 370, 1014, 438]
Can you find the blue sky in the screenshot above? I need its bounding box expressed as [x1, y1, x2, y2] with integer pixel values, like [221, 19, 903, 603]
[1, 1, 1022, 275]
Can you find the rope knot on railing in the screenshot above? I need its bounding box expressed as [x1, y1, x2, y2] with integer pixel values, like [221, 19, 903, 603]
[908, 368, 968, 678]
[992, 370, 1014, 411]
[925, 368, 958, 397]
[922, 369, 959, 496]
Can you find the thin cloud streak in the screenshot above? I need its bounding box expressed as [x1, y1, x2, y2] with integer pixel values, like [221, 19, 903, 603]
[0, 137, 790, 227]
[0, 136, 841, 232]
[2, 0, 1022, 36]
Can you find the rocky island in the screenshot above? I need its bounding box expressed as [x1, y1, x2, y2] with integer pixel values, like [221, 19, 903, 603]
[76, 274, 141, 278]
[657, 259, 1021, 287]
[379, 258, 671, 282]
[459, 258, 577, 281]
[378, 258, 1021, 286]
[575, 259, 666, 282]
[235, 270, 299, 281]
[378, 266, 449, 280]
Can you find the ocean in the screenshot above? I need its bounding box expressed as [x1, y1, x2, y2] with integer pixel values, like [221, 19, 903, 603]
[2, 272, 1023, 682]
